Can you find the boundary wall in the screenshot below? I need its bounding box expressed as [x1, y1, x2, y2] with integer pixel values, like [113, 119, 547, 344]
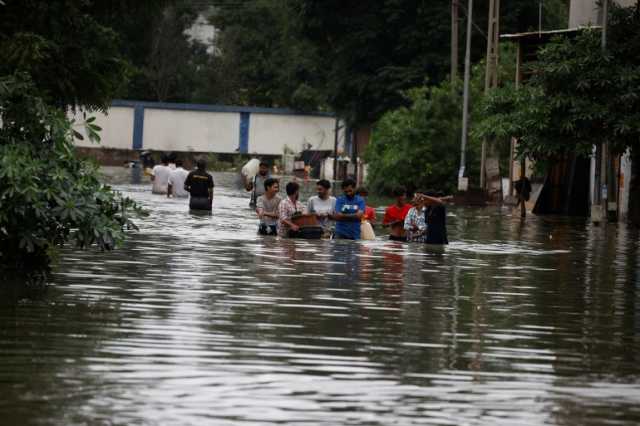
[71, 100, 338, 157]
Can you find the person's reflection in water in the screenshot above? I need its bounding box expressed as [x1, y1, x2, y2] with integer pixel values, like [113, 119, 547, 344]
[328, 241, 361, 286]
[381, 242, 405, 286]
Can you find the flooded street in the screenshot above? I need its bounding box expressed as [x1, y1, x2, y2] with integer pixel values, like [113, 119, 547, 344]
[2, 171, 640, 425]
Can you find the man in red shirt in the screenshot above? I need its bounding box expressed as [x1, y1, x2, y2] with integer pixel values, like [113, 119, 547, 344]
[383, 187, 412, 241]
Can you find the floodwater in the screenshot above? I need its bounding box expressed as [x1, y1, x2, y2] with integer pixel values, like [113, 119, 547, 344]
[1, 170, 640, 425]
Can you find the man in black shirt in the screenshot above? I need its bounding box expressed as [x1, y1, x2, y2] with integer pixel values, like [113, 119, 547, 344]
[184, 159, 215, 212]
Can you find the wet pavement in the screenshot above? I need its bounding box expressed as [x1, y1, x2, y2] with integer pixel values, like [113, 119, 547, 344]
[1, 170, 639, 425]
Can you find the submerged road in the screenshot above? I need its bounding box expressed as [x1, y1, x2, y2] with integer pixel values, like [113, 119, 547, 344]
[1, 170, 640, 425]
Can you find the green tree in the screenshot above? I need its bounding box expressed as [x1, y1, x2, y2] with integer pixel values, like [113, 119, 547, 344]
[295, 0, 569, 125]
[478, 6, 640, 160]
[0, 0, 131, 111]
[207, 0, 326, 110]
[0, 1, 143, 276]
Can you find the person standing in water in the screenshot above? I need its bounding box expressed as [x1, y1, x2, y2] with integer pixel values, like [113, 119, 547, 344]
[278, 181, 306, 237]
[404, 194, 427, 242]
[383, 187, 412, 241]
[150, 154, 172, 195]
[167, 159, 189, 198]
[333, 179, 366, 240]
[256, 178, 282, 235]
[307, 179, 336, 235]
[246, 162, 271, 208]
[184, 159, 214, 212]
[423, 190, 452, 245]
[356, 187, 376, 224]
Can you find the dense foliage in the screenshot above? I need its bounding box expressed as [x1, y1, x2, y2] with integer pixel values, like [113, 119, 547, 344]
[477, 5, 640, 161]
[0, 0, 130, 111]
[364, 83, 477, 195]
[0, 75, 142, 272]
[0, 1, 144, 274]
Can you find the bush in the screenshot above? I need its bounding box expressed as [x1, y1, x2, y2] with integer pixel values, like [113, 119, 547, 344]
[364, 82, 481, 195]
[0, 75, 142, 274]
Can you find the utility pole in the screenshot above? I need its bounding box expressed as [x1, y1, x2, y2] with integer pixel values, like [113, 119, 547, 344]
[458, 0, 473, 191]
[480, 0, 500, 190]
[451, 0, 459, 82]
[593, 0, 609, 223]
[333, 118, 339, 182]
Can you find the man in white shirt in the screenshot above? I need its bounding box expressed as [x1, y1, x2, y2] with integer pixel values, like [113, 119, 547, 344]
[151, 155, 172, 194]
[167, 159, 190, 198]
[307, 179, 336, 232]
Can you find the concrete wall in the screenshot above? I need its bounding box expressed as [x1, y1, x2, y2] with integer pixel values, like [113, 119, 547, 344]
[248, 114, 335, 155]
[71, 106, 134, 150]
[70, 100, 338, 157]
[143, 108, 239, 153]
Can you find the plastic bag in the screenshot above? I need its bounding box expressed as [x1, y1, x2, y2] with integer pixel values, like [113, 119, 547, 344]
[361, 221, 376, 240]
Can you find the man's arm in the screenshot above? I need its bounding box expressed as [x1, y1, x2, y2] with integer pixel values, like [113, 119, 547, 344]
[333, 211, 363, 222]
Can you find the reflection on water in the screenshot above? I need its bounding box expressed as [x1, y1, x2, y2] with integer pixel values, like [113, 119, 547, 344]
[1, 170, 640, 425]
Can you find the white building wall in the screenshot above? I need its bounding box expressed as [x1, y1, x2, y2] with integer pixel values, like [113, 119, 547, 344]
[70, 107, 134, 150]
[248, 114, 336, 155]
[142, 109, 239, 153]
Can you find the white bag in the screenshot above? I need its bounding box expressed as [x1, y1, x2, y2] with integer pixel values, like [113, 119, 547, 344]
[361, 221, 376, 240]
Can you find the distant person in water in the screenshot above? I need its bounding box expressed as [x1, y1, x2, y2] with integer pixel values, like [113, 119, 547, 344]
[246, 161, 271, 208]
[404, 194, 427, 242]
[307, 179, 336, 235]
[383, 187, 412, 241]
[151, 154, 171, 194]
[256, 178, 282, 236]
[167, 159, 189, 198]
[333, 179, 366, 240]
[356, 187, 376, 224]
[423, 190, 452, 245]
[184, 159, 214, 212]
[278, 181, 306, 237]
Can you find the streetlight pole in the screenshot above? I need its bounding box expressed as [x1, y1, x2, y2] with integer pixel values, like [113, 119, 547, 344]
[480, 0, 500, 190]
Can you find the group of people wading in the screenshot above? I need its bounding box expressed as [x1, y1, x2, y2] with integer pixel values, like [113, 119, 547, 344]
[149, 156, 450, 244]
[243, 161, 450, 244]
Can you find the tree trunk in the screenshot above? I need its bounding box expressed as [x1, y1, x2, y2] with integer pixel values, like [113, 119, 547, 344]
[628, 147, 640, 226]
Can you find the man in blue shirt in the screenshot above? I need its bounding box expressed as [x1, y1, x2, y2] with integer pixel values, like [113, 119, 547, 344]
[333, 178, 366, 240]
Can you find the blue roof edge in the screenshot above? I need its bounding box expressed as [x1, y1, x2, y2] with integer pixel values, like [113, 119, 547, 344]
[111, 99, 335, 118]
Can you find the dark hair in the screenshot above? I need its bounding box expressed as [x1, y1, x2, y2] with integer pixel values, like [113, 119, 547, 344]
[264, 178, 279, 191]
[259, 162, 269, 168]
[175, 159, 183, 168]
[168, 152, 177, 162]
[286, 181, 300, 196]
[356, 186, 368, 196]
[160, 154, 169, 164]
[341, 178, 356, 189]
[317, 179, 331, 189]
[392, 186, 407, 197]
[424, 189, 443, 197]
[196, 159, 207, 170]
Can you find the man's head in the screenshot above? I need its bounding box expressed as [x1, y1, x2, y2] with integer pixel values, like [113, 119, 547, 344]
[175, 159, 183, 168]
[264, 178, 280, 195]
[392, 186, 407, 205]
[286, 181, 300, 199]
[341, 178, 357, 197]
[316, 179, 331, 198]
[196, 159, 207, 171]
[259, 162, 269, 176]
[160, 154, 169, 165]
